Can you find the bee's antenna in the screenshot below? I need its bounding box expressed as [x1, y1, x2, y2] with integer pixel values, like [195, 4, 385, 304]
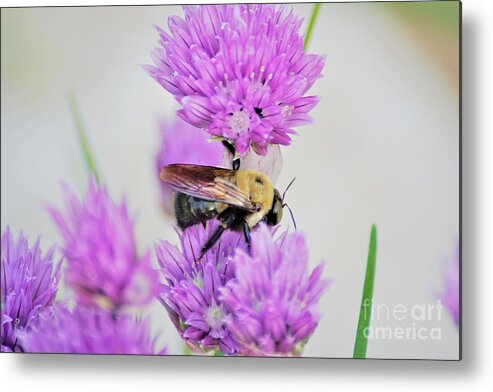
[283, 202, 297, 231]
[282, 177, 296, 203]
[281, 177, 297, 230]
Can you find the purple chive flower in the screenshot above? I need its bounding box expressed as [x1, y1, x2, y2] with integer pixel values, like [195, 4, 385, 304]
[1, 227, 61, 352]
[440, 243, 459, 327]
[19, 304, 165, 355]
[155, 221, 246, 354]
[48, 179, 159, 310]
[145, 4, 325, 156]
[155, 118, 224, 213]
[221, 225, 330, 356]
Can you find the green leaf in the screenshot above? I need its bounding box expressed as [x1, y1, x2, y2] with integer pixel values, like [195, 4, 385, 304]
[68, 93, 101, 183]
[304, 3, 321, 50]
[353, 224, 378, 358]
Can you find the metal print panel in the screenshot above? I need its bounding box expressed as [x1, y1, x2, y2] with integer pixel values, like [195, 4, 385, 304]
[0, 1, 461, 360]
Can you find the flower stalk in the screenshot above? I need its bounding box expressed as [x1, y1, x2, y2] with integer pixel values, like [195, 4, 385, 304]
[68, 93, 101, 183]
[304, 3, 321, 50]
[353, 224, 377, 359]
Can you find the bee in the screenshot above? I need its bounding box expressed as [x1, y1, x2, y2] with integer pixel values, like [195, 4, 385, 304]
[160, 163, 295, 260]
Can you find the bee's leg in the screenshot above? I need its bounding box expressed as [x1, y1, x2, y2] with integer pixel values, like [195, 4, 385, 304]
[199, 209, 238, 260]
[232, 158, 240, 171]
[222, 139, 236, 156]
[243, 221, 251, 254]
[199, 224, 226, 260]
[222, 140, 240, 171]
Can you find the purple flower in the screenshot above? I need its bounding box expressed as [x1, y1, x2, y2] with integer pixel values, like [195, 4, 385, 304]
[1, 227, 61, 352]
[48, 179, 159, 310]
[155, 220, 246, 354]
[221, 225, 330, 356]
[19, 304, 165, 355]
[155, 118, 224, 213]
[145, 4, 324, 156]
[440, 243, 459, 327]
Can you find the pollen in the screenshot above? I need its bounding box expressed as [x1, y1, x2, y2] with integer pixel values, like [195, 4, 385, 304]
[281, 104, 294, 118]
[228, 110, 251, 134]
[206, 306, 223, 329]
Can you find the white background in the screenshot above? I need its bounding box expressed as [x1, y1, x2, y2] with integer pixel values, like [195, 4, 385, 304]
[0, 0, 491, 390]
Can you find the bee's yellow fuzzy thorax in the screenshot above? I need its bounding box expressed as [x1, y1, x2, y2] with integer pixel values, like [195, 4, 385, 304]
[235, 169, 275, 227]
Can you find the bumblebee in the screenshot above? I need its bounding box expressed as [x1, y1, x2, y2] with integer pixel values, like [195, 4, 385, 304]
[160, 163, 293, 259]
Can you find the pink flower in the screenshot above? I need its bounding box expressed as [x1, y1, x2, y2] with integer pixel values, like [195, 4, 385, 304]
[155, 220, 246, 354]
[221, 225, 330, 356]
[1, 227, 61, 352]
[20, 304, 165, 355]
[145, 4, 324, 156]
[48, 179, 159, 310]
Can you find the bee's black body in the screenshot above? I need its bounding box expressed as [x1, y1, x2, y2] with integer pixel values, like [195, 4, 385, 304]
[174, 192, 218, 230]
[175, 192, 250, 232]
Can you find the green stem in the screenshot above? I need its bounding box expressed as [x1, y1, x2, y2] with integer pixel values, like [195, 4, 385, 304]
[68, 93, 101, 183]
[304, 3, 321, 50]
[183, 344, 193, 356]
[353, 224, 378, 358]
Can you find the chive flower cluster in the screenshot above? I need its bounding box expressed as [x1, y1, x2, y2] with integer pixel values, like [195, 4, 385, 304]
[145, 4, 324, 156]
[2, 180, 164, 354]
[1, 228, 61, 352]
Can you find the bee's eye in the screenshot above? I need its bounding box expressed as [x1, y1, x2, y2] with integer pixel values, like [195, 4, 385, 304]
[277, 201, 283, 222]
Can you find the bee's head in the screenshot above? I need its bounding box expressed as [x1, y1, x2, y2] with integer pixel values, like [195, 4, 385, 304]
[264, 178, 297, 229]
[265, 189, 283, 226]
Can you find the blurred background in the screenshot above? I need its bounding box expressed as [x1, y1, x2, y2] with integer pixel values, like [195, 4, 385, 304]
[1, 2, 459, 359]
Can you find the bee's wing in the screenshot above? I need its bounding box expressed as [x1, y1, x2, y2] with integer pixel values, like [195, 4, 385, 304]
[160, 164, 257, 212]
